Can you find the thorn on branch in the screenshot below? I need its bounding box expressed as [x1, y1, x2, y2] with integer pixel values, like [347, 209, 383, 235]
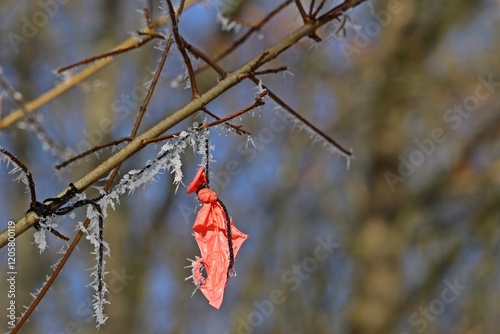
[252, 52, 270, 71]
[252, 66, 289, 76]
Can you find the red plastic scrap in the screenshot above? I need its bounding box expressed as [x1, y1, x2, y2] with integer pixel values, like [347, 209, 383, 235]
[186, 167, 248, 309]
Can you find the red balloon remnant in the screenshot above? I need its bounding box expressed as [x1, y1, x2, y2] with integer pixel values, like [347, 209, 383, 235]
[186, 167, 248, 309]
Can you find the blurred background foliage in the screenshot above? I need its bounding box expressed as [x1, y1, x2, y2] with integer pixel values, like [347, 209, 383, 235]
[0, 0, 499, 333]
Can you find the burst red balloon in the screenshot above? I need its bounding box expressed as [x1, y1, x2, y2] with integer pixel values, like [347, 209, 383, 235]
[187, 167, 248, 309]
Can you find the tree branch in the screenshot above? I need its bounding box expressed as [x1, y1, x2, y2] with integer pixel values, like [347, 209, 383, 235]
[0, 0, 367, 248]
[0, 0, 200, 130]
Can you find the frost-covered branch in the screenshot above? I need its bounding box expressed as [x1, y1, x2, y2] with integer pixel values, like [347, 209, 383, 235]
[0, 0, 200, 130]
[0, 0, 366, 252]
[1, 0, 368, 330]
[166, 0, 200, 98]
[250, 76, 354, 168]
[0, 146, 37, 206]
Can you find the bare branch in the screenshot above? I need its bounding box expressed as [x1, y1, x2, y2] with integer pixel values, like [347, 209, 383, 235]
[0, 147, 37, 207]
[312, 0, 328, 17]
[252, 66, 289, 76]
[0, 0, 200, 129]
[182, 36, 227, 78]
[193, 0, 293, 76]
[166, 0, 200, 98]
[132, 36, 174, 137]
[55, 137, 133, 170]
[0, 74, 71, 158]
[57, 9, 167, 73]
[247, 75, 353, 157]
[309, 0, 316, 16]
[295, 0, 309, 23]
[201, 108, 250, 135]
[0, 0, 366, 249]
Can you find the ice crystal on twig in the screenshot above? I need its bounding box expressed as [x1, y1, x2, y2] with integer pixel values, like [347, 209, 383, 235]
[77, 202, 110, 328]
[107, 126, 199, 196]
[33, 228, 48, 254]
[0, 146, 34, 202]
[32, 216, 65, 253]
[197, 127, 213, 170]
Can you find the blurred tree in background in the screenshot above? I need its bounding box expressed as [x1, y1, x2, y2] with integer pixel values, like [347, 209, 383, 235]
[0, 0, 499, 333]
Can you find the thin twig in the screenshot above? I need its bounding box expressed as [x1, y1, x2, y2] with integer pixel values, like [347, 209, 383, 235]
[144, 94, 266, 145]
[217, 0, 292, 60]
[182, 37, 228, 78]
[144, 7, 155, 30]
[132, 36, 174, 137]
[204, 90, 267, 128]
[319, 0, 366, 22]
[252, 66, 289, 76]
[309, 0, 317, 17]
[12, 170, 117, 333]
[57, 9, 165, 73]
[0, 147, 37, 207]
[295, 0, 310, 23]
[296, 0, 322, 42]
[166, 0, 200, 98]
[141, 132, 178, 145]
[1, 0, 367, 248]
[57, 34, 155, 74]
[0, 0, 200, 129]
[312, 0, 328, 17]
[11, 9, 180, 329]
[193, 0, 293, 76]
[201, 107, 250, 135]
[59, 49, 154, 76]
[0, 75, 71, 158]
[177, 0, 187, 19]
[55, 137, 133, 170]
[47, 228, 70, 241]
[251, 52, 270, 72]
[56, 36, 174, 170]
[248, 74, 352, 157]
[334, 14, 350, 38]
